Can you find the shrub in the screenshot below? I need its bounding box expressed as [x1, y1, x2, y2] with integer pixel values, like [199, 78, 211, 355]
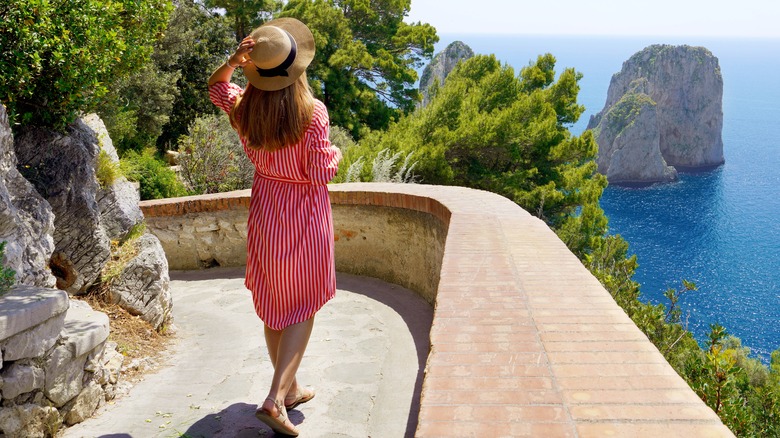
[0, 0, 173, 129]
[95, 150, 123, 188]
[0, 241, 16, 296]
[121, 149, 188, 200]
[176, 114, 253, 194]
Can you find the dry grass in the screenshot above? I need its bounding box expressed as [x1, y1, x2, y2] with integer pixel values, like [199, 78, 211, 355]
[81, 291, 173, 382]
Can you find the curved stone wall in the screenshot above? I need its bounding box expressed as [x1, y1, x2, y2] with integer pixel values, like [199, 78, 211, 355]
[139, 183, 734, 437]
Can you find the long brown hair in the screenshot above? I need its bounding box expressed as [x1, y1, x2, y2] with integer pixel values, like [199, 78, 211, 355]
[229, 73, 315, 151]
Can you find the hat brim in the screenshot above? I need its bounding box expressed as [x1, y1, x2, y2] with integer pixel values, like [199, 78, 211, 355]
[243, 17, 315, 91]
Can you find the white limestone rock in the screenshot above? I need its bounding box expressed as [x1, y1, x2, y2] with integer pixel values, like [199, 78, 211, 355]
[62, 382, 103, 426]
[0, 363, 45, 400]
[0, 286, 69, 361]
[588, 44, 724, 184]
[83, 114, 144, 242]
[419, 41, 475, 107]
[109, 233, 172, 330]
[13, 116, 111, 294]
[0, 404, 60, 438]
[43, 300, 109, 407]
[590, 79, 677, 184]
[0, 104, 56, 289]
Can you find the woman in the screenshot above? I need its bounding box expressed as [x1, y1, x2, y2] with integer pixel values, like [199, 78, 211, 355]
[208, 17, 341, 436]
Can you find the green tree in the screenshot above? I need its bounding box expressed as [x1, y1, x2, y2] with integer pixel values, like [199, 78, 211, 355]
[204, 0, 280, 42]
[156, 1, 238, 149]
[0, 0, 172, 129]
[349, 54, 606, 238]
[280, 0, 438, 138]
[97, 0, 236, 153]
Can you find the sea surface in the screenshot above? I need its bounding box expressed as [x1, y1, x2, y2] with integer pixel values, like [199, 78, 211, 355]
[434, 34, 780, 361]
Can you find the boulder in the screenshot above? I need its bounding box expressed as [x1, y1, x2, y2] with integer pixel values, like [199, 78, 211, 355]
[14, 117, 111, 294]
[588, 45, 724, 183]
[62, 382, 103, 426]
[0, 104, 56, 288]
[109, 233, 172, 330]
[43, 300, 109, 407]
[83, 114, 144, 242]
[419, 41, 474, 107]
[0, 286, 69, 361]
[0, 404, 60, 438]
[0, 363, 45, 400]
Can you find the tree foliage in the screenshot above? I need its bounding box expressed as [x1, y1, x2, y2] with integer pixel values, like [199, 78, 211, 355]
[176, 114, 253, 194]
[280, 0, 438, 138]
[204, 0, 280, 42]
[98, 0, 236, 153]
[0, 0, 172, 129]
[347, 54, 607, 239]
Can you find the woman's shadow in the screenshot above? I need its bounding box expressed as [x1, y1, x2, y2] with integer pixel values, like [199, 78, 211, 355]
[180, 402, 304, 437]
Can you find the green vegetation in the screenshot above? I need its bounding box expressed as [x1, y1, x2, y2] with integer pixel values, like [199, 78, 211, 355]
[342, 53, 607, 249]
[121, 149, 188, 201]
[604, 88, 656, 134]
[101, 222, 147, 285]
[176, 114, 253, 194]
[0, 0, 172, 129]
[0, 241, 16, 296]
[281, 0, 438, 138]
[95, 150, 123, 188]
[98, 0, 236, 154]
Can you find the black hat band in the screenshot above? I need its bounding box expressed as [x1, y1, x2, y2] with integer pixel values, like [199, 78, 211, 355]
[256, 30, 298, 78]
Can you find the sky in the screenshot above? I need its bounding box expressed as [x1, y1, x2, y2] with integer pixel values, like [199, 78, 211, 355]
[405, 0, 780, 38]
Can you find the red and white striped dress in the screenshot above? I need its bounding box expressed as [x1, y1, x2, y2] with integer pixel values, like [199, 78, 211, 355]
[209, 82, 342, 330]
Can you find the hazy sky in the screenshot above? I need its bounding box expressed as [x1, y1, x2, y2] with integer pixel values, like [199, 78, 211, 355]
[406, 0, 780, 38]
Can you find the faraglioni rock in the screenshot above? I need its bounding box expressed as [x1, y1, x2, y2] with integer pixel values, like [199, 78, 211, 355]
[419, 41, 474, 107]
[588, 44, 724, 184]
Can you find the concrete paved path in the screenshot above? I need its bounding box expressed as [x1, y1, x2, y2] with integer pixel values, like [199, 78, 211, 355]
[62, 268, 432, 438]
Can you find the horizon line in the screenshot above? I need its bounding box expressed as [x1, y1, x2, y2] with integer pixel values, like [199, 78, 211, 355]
[434, 32, 780, 40]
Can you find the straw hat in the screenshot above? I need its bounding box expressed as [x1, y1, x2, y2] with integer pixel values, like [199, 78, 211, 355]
[243, 17, 315, 91]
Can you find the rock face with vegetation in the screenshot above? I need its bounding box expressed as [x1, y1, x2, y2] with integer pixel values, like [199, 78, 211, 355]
[0, 107, 123, 436]
[419, 41, 474, 107]
[588, 44, 724, 184]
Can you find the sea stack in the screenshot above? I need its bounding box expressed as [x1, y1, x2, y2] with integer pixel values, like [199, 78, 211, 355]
[419, 41, 474, 107]
[588, 44, 725, 185]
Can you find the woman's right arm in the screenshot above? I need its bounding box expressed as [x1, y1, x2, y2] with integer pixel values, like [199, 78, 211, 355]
[208, 36, 255, 86]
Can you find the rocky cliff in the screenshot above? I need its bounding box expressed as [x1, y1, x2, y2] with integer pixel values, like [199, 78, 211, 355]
[1, 104, 172, 435]
[0, 105, 57, 288]
[588, 44, 724, 184]
[419, 41, 474, 107]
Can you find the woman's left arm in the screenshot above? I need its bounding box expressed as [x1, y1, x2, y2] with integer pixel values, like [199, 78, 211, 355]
[307, 103, 342, 185]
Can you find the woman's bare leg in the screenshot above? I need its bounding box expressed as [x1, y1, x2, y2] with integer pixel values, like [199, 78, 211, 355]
[261, 317, 315, 415]
[263, 325, 302, 400]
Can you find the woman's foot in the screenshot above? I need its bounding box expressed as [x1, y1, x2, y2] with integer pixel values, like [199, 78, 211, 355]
[255, 397, 299, 436]
[285, 386, 315, 410]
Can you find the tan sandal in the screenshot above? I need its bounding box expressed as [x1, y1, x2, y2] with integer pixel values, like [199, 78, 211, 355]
[285, 387, 315, 410]
[255, 397, 299, 436]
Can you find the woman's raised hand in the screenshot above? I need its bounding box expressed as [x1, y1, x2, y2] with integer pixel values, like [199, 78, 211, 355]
[229, 36, 255, 68]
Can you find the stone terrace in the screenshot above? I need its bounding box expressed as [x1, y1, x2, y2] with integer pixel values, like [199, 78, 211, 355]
[139, 182, 734, 437]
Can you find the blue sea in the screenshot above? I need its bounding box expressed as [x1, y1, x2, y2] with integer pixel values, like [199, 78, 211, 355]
[435, 34, 780, 361]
